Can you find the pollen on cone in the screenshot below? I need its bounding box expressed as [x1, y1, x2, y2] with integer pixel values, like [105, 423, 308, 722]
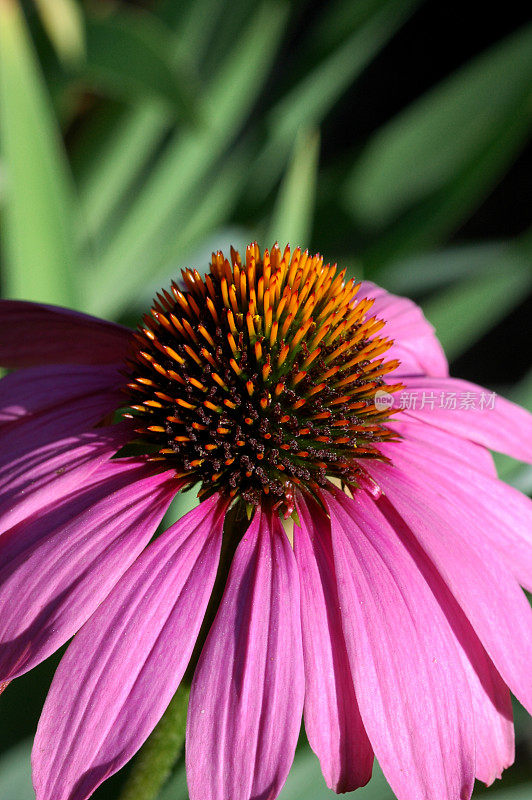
[124, 243, 401, 512]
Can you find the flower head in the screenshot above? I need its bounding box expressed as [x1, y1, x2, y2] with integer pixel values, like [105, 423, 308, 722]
[0, 242, 531, 800]
[124, 243, 400, 511]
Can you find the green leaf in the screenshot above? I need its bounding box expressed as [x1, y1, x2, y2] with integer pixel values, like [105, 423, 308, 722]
[361, 106, 532, 267]
[421, 251, 532, 363]
[157, 763, 189, 800]
[306, 0, 399, 55]
[277, 746, 393, 799]
[473, 786, 532, 800]
[79, 9, 199, 117]
[159, 0, 233, 62]
[84, 0, 289, 318]
[34, 0, 85, 66]
[191, 0, 264, 81]
[267, 128, 320, 248]
[0, 0, 77, 305]
[76, 100, 173, 243]
[72, 6, 202, 242]
[345, 23, 532, 227]
[157, 742, 396, 800]
[377, 241, 509, 294]
[0, 739, 33, 800]
[143, 144, 254, 299]
[73, 0, 247, 244]
[494, 449, 532, 495]
[162, 489, 199, 534]
[254, 0, 422, 196]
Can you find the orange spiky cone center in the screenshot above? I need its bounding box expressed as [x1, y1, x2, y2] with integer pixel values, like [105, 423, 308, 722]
[123, 243, 402, 514]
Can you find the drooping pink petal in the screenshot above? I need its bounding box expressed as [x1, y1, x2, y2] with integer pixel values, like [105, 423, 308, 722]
[358, 281, 448, 378]
[380, 438, 532, 592]
[0, 383, 120, 479]
[395, 376, 532, 463]
[187, 508, 304, 800]
[378, 495, 514, 785]
[293, 494, 373, 793]
[32, 496, 226, 800]
[391, 417, 496, 476]
[0, 364, 123, 426]
[0, 413, 130, 535]
[366, 457, 532, 715]
[326, 488, 475, 800]
[0, 300, 133, 368]
[0, 460, 179, 682]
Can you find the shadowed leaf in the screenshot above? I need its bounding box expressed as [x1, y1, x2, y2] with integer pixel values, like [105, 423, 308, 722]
[79, 9, 198, 117]
[345, 23, 532, 227]
[254, 0, 422, 198]
[420, 232, 532, 362]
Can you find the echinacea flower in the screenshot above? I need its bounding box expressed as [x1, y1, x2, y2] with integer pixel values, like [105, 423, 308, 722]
[1, 242, 531, 800]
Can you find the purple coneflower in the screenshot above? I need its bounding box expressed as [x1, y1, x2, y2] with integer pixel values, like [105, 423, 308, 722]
[0, 243, 531, 800]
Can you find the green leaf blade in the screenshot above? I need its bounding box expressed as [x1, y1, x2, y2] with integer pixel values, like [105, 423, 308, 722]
[268, 128, 320, 248]
[85, 0, 289, 318]
[80, 10, 199, 117]
[0, 0, 78, 305]
[255, 0, 422, 196]
[421, 239, 532, 362]
[345, 23, 532, 228]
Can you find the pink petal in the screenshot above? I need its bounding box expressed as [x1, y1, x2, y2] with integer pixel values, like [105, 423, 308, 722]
[187, 508, 304, 800]
[391, 417, 496, 476]
[0, 412, 130, 535]
[293, 493, 373, 792]
[0, 383, 120, 481]
[378, 496, 514, 786]
[32, 496, 226, 800]
[0, 300, 132, 368]
[358, 281, 448, 378]
[366, 457, 532, 716]
[380, 437, 532, 591]
[0, 460, 178, 682]
[396, 377, 532, 463]
[326, 488, 475, 800]
[0, 364, 123, 426]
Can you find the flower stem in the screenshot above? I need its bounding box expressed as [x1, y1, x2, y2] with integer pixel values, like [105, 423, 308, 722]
[118, 683, 190, 800]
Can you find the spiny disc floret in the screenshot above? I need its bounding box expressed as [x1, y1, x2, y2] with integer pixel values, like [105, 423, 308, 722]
[124, 243, 401, 511]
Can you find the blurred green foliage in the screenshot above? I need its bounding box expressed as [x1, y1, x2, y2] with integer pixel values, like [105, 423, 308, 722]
[0, 0, 531, 798]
